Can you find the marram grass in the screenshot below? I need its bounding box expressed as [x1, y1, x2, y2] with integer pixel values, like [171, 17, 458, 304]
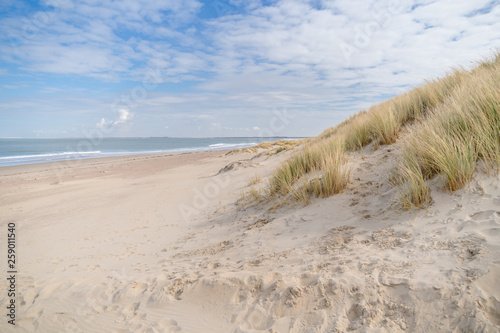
[266, 52, 500, 207]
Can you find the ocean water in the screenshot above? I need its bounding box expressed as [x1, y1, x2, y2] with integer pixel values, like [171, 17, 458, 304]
[0, 137, 298, 168]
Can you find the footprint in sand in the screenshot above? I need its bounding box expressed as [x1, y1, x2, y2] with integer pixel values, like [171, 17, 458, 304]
[290, 310, 327, 332]
[158, 318, 182, 332]
[468, 210, 500, 221]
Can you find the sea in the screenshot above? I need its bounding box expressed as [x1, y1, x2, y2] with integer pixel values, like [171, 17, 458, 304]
[0, 137, 301, 168]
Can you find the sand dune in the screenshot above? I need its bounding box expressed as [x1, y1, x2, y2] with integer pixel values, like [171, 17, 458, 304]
[1, 145, 499, 332]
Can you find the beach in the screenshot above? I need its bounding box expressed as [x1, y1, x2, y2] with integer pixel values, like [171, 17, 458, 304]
[1, 145, 500, 332]
[2, 0, 499, 331]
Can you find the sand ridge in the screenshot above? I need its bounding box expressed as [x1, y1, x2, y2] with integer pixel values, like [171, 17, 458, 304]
[1, 145, 499, 332]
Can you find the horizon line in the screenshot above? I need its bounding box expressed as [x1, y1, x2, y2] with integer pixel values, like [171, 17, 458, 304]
[0, 136, 310, 139]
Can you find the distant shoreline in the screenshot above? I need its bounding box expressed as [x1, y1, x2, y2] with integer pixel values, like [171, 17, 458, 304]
[0, 136, 309, 139]
[0, 149, 229, 176]
[0, 137, 306, 168]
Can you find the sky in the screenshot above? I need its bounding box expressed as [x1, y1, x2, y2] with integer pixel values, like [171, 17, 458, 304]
[0, 0, 499, 138]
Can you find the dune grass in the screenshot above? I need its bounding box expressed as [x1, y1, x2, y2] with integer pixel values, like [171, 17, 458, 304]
[393, 155, 432, 210]
[248, 174, 262, 186]
[265, 52, 500, 207]
[232, 139, 303, 154]
[268, 138, 350, 201]
[395, 61, 500, 207]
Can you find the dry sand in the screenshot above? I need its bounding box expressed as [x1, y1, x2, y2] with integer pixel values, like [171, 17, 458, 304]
[1, 145, 500, 332]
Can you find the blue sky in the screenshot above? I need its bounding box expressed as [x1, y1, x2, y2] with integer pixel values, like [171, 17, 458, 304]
[0, 0, 499, 138]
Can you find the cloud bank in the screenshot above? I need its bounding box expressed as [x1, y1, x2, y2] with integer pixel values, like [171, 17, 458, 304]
[0, 0, 499, 137]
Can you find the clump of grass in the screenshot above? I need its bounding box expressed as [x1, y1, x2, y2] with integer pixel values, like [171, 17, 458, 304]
[248, 174, 261, 186]
[269, 138, 350, 203]
[289, 178, 312, 204]
[340, 112, 372, 151]
[275, 147, 286, 154]
[248, 186, 261, 201]
[396, 54, 500, 207]
[369, 104, 401, 146]
[269, 143, 324, 195]
[239, 184, 266, 206]
[254, 141, 274, 149]
[236, 139, 304, 154]
[317, 110, 368, 142]
[394, 155, 432, 209]
[307, 147, 350, 198]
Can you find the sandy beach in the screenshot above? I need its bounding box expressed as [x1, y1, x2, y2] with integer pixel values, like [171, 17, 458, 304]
[1, 145, 500, 332]
[2, 0, 499, 332]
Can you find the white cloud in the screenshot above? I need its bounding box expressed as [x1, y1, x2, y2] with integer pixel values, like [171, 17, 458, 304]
[115, 109, 132, 125]
[96, 118, 107, 129]
[196, 0, 500, 117]
[96, 109, 133, 129]
[2, 0, 500, 137]
[0, 0, 205, 80]
[4, 0, 498, 90]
